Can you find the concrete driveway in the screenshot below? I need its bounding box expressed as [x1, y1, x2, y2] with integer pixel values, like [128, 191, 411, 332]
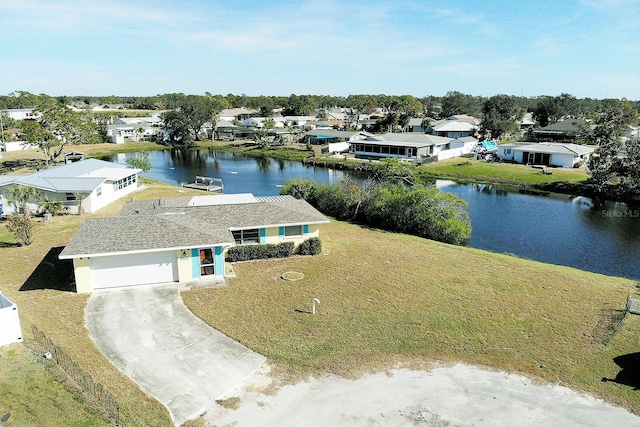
[85, 282, 266, 426]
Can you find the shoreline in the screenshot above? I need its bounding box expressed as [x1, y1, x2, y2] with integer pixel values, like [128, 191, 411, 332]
[2, 140, 638, 204]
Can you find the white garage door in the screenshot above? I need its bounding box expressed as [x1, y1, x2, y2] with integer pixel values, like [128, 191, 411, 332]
[91, 251, 178, 289]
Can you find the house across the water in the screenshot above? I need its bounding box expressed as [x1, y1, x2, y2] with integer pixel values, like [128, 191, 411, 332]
[59, 193, 329, 293]
[496, 142, 593, 167]
[349, 133, 478, 163]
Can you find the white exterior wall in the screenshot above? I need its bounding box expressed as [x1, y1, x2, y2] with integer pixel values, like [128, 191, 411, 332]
[82, 177, 139, 213]
[327, 142, 350, 153]
[549, 153, 576, 168]
[2, 141, 38, 152]
[437, 147, 469, 161]
[497, 146, 523, 163]
[0, 292, 23, 347]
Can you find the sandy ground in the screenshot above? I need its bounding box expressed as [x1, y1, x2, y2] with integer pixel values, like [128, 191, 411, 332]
[207, 363, 640, 427]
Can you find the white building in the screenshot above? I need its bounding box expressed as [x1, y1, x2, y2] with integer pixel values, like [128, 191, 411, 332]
[0, 159, 141, 215]
[497, 142, 593, 167]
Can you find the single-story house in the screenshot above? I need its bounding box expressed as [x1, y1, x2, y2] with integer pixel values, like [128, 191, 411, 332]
[213, 120, 258, 141]
[303, 129, 374, 145]
[349, 134, 478, 162]
[0, 159, 141, 215]
[219, 108, 259, 122]
[408, 117, 438, 133]
[1, 140, 38, 152]
[531, 119, 591, 142]
[4, 109, 39, 121]
[430, 120, 477, 138]
[107, 123, 160, 143]
[496, 142, 594, 167]
[58, 193, 330, 293]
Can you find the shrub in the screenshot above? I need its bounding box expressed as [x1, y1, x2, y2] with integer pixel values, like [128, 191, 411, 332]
[6, 214, 34, 246]
[226, 242, 295, 262]
[298, 237, 322, 255]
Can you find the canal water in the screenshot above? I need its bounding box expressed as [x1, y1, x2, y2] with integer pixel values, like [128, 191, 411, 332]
[109, 149, 640, 280]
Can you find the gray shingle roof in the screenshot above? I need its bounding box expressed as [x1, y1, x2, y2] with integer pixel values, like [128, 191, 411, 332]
[59, 195, 329, 258]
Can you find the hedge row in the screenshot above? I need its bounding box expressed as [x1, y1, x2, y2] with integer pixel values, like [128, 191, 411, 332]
[226, 237, 323, 262]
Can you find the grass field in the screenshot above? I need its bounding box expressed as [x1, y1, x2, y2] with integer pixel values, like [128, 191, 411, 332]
[182, 220, 640, 413]
[1, 178, 638, 425]
[417, 157, 590, 187]
[0, 180, 205, 427]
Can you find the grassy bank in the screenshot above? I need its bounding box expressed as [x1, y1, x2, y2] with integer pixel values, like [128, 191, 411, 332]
[183, 220, 640, 413]
[1, 179, 638, 424]
[417, 157, 590, 187]
[0, 181, 204, 427]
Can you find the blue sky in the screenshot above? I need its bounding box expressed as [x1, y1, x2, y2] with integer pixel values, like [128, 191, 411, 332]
[1, 0, 639, 99]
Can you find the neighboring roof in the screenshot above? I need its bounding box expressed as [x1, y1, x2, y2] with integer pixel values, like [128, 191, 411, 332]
[500, 142, 594, 156]
[0, 159, 140, 193]
[305, 129, 374, 139]
[408, 117, 437, 127]
[215, 119, 239, 128]
[60, 194, 330, 258]
[378, 133, 455, 147]
[533, 119, 590, 135]
[219, 108, 259, 118]
[447, 115, 480, 125]
[432, 120, 477, 132]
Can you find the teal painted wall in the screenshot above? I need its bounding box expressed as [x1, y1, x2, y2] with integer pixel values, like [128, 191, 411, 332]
[260, 228, 266, 244]
[215, 246, 224, 277]
[191, 248, 200, 279]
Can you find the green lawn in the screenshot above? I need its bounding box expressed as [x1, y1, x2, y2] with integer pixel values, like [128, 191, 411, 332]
[1, 179, 639, 425]
[417, 157, 589, 187]
[183, 220, 640, 413]
[0, 181, 204, 427]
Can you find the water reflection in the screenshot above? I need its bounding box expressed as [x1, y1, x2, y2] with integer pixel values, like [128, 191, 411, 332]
[109, 149, 363, 196]
[437, 180, 640, 280]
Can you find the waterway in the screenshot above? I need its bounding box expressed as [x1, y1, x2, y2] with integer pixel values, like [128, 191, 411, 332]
[109, 149, 640, 280]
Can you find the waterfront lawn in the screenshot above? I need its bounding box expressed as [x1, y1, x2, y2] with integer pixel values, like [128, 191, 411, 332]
[0, 181, 204, 427]
[417, 157, 589, 187]
[183, 219, 640, 413]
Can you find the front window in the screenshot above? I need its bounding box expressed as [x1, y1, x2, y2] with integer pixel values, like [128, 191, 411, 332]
[232, 229, 260, 244]
[284, 225, 303, 237]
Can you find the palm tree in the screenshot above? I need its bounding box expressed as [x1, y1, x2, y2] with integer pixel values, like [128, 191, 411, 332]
[7, 185, 39, 217]
[421, 117, 432, 134]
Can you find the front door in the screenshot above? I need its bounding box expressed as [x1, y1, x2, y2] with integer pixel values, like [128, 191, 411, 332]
[199, 249, 215, 276]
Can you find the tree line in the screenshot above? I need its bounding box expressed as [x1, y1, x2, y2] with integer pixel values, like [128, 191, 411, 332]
[2, 90, 639, 199]
[3, 90, 638, 123]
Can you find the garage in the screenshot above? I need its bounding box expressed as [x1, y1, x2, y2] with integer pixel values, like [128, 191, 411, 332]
[91, 251, 178, 289]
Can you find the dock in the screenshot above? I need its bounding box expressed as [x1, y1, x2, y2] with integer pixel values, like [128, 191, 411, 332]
[182, 176, 224, 193]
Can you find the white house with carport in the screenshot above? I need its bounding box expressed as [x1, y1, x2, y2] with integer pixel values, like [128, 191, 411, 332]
[497, 142, 594, 167]
[0, 159, 141, 216]
[58, 193, 330, 293]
